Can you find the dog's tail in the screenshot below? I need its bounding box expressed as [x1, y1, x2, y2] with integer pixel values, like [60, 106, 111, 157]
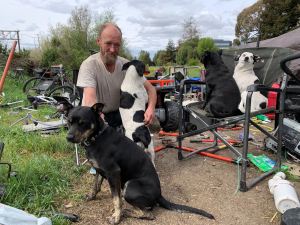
[157, 195, 214, 219]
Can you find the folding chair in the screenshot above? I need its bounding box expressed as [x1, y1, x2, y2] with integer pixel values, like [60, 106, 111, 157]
[176, 47, 298, 192]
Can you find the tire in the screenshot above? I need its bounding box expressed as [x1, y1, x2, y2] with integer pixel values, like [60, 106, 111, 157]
[47, 85, 81, 106]
[23, 77, 44, 95]
[160, 100, 179, 132]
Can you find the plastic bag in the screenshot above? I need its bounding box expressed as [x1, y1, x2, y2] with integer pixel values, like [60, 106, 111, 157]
[0, 203, 52, 225]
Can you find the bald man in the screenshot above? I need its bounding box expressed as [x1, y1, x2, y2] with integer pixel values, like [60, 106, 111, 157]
[77, 23, 156, 129]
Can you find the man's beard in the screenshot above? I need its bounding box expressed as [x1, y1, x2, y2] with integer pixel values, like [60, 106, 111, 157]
[101, 51, 117, 65]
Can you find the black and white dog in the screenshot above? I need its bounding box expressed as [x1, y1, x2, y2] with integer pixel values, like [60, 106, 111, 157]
[66, 104, 214, 224]
[233, 52, 268, 113]
[201, 50, 241, 118]
[120, 60, 155, 165]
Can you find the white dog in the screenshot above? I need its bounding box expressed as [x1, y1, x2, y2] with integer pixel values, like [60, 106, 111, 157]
[238, 91, 268, 113]
[119, 60, 155, 165]
[233, 52, 268, 112]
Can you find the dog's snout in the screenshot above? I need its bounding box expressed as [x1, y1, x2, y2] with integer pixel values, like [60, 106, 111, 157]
[260, 102, 267, 109]
[244, 56, 249, 61]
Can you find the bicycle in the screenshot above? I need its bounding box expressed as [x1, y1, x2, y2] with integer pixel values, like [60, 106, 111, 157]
[23, 64, 81, 106]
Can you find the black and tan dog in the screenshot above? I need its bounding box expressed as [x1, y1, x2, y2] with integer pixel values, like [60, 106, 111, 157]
[66, 103, 214, 224]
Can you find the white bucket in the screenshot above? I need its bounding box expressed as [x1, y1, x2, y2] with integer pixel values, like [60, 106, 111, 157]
[268, 172, 300, 214]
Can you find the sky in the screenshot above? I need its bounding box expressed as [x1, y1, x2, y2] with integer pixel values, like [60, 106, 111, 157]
[0, 0, 257, 57]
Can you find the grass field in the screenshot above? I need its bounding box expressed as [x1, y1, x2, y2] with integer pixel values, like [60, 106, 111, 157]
[0, 73, 87, 225]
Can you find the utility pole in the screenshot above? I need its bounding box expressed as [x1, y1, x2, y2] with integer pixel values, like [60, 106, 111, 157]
[0, 30, 21, 52]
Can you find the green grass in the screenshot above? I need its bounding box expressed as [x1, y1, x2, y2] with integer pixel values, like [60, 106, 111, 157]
[147, 66, 204, 78]
[0, 72, 86, 225]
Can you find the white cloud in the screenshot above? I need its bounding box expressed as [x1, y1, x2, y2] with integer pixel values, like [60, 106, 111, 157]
[0, 0, 257, 57]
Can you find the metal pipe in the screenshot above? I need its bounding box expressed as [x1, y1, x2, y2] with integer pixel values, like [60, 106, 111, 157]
[0, 40, 17, 93]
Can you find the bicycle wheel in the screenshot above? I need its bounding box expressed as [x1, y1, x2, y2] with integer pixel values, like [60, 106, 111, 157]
[47, 85, 81, 106]
[23, 77, 44, 96]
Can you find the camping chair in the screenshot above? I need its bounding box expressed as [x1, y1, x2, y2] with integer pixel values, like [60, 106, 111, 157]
[176, 47, 298, 192]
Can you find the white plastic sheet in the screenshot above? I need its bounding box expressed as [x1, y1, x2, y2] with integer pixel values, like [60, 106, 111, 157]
[0, 203, 52, 225]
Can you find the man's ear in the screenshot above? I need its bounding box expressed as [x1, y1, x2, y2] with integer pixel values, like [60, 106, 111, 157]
[91, 103, 104, 113]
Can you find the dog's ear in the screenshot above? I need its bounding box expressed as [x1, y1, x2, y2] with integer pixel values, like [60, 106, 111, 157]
[131, 60, 145, 77]
[253, 55, 261, 63]
[200, 51, 210, 64]
[132, 127, 151, 147]
[122, 60, 145, 76]
[91, 103, 104, 113]
[234, 54, 240, 61]
[122, 61, 132, 71]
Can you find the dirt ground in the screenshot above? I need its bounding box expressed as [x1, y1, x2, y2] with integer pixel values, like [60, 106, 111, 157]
[65, 126, 300, 225]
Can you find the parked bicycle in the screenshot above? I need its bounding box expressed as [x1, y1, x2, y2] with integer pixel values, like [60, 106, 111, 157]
[23, 64, 81, 106]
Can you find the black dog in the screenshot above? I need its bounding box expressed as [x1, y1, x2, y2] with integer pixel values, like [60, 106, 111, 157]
[66, 103, 214, 224]
[201, 51, 241, 118]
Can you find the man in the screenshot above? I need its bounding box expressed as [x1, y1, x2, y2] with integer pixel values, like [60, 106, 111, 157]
[77, 23, 156, 128]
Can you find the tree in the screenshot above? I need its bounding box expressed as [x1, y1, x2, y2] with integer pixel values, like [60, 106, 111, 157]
[138, 50, 151, 65]
[235, 0, 263, 44]
[176, 45, 192, 65]
[153, 50, 168, 66]
[181, 16, 200, 41]
[39, 6, 132, 70]
[232, 39, 241, 47]
[260, 0, 300, 39]
[196, 37, 218, 57]
[152, 16, 201, 66]
[69, 5, 92, 49]
[165, 39, 176, 64]
[175, 38, 199, 65]
[235, 0, 300, 43]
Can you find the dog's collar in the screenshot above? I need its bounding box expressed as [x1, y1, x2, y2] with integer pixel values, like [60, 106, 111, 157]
[83, 123, 108, 147]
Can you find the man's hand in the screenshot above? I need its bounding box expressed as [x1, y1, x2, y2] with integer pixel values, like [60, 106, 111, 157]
[144, 105, 155, 126]
[143, 80, 157, 126]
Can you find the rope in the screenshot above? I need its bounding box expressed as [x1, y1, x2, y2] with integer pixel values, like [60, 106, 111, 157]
[234, 156, 244, 194]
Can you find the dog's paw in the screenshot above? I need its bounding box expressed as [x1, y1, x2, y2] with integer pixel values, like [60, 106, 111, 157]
[138, 212, 155, 220]
[107, 213, 121, 225]
[122, 208, 155, 220]
[85, 194, 96, 201]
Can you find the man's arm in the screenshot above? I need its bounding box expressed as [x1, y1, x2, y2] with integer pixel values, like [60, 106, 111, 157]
[144, 80, 157, 125]
[81, 87, 97, 107]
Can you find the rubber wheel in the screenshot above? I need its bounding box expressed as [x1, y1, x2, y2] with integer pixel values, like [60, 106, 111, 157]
[23, 77, 44, 95]
[47, 85, 81, 106]
[160, 100, 179, 132]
